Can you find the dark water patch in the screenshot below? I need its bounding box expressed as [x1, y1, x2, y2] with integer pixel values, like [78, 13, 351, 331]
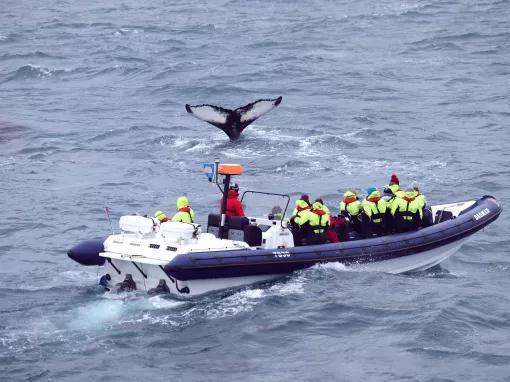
[403, 41, 464, 53]
[351, 127, 396, 139]
[90, 22, 117, 28]
[279, 159, 309, 169]
[352, 115, 376, 125]
[18, 145, 61, 155]
[470, 48, 501, 55]
[468, 351, 510, 366]
[423, 131, 458, 142]
[435, 32, 510, 43]
[405, 265, 458, 279]
[119, 24, 169, 34]
[88, 65, 147, 78]
[444, 77, 482, 86]
[99, 182, 133, 187]
[60, 225, 90, 234]
[115, 56, 151, 64]
[2, 65, 54, 82]
[149, 64, 195, 81]
[42, 21, 91, 30]
[0, 122, 31, 144]
[86, 128, 130, 143]
[0, 51, 65, 61]
[0, 32, 22, 44]
[471, 180, 505, 192]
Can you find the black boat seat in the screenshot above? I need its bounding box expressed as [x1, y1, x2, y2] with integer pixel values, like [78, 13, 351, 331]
[207, 214, 221, 238]
[227, 216, 249, 241]
[207, 214, 251, 240]
[244, 224, 263, 247]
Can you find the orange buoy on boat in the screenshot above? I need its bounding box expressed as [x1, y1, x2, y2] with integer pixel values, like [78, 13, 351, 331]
[218, 164, 243, 176]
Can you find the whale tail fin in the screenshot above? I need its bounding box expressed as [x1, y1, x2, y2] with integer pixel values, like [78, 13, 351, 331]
[236, 96, 282, 130]
[184, 103, 233, 131]
[185, 96, 282, 140]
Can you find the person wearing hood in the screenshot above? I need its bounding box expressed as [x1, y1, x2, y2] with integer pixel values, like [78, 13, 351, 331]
[384, 174, 403, 207]
[290, 194, 311, 246]
[339, 190, 362, 235]
[221, 183, 245, 217]
[361, 186, 388, 237]
[383, 174, 404, 233]
[295, 200, 330, 244]
[390, 187, 423, 233]
[292, 194, 311, 217]
[315, 198, 330, 215]
[173, 196, 195, 223]
[412, 181, 427, 209]
[154, 210, 170, 223]
[412, 181, 433, 227]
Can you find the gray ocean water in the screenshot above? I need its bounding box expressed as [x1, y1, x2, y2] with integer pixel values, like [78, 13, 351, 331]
[1, 0, 509, 380]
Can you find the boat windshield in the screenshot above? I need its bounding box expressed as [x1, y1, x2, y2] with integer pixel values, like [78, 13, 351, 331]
[240, 191, 290, 222]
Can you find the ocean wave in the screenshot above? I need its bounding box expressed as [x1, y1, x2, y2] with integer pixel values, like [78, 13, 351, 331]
[0, 32, 21, 44]
[0, 51, 65, 61]
[0, 64, 76, 83]
[17, 145, 61, 155]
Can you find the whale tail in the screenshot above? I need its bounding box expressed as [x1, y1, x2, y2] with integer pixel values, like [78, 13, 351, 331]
[185, 96, 282, 140]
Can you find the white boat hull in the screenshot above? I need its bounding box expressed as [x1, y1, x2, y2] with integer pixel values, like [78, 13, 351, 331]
[103, 237, 467, 297]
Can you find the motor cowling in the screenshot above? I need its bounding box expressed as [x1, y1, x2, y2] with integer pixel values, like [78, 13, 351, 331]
[67, 238, 107, 266]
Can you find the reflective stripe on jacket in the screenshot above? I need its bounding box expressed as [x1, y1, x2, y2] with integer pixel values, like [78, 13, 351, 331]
[391, 191, 423, 220]
[362, 191, 387, 223]
[292, 199, 310, 218]
[340, 193, 361, 217]
[296, 201, 330, 234]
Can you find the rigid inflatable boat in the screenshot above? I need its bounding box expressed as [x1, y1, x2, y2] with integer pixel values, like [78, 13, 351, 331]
[68, 163, 501, 297]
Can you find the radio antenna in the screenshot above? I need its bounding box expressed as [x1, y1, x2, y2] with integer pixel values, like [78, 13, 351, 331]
[104, 206, 114, 234]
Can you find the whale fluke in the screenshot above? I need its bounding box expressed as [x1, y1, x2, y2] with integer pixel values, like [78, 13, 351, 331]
[185, 96, 282, 141]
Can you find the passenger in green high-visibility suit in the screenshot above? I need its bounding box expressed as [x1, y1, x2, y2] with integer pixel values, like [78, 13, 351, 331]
[172, 196, 195, 223]
[295, 200, 330, 245]
[361, 186, 388, 237]
[339, 190, 362, 236]
[391, 189, 424, 233]
[290, 195, 312, 246]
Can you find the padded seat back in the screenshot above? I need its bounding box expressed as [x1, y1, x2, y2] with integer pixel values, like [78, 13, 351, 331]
[243, 225, 263, 247]
[227, 216, 249, 241]
[207, 214, 221, 237]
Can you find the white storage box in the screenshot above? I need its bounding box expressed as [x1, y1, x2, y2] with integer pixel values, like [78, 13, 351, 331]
[119, 215, 157, 235]
[160, 221, 196, 241]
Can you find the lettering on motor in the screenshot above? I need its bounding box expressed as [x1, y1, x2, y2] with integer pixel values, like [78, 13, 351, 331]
[473, 208, 490, 221]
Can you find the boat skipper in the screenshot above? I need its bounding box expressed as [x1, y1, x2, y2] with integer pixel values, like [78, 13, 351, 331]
[220, 183, 245, 217]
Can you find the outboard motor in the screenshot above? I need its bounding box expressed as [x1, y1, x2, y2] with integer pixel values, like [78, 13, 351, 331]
[117, 274, 136, 293]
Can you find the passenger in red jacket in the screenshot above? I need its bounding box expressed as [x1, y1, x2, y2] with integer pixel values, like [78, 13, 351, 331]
[220, 183, 245, 217]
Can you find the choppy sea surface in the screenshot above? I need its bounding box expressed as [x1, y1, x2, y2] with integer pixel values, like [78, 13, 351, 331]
[1, 0, 509, 380]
